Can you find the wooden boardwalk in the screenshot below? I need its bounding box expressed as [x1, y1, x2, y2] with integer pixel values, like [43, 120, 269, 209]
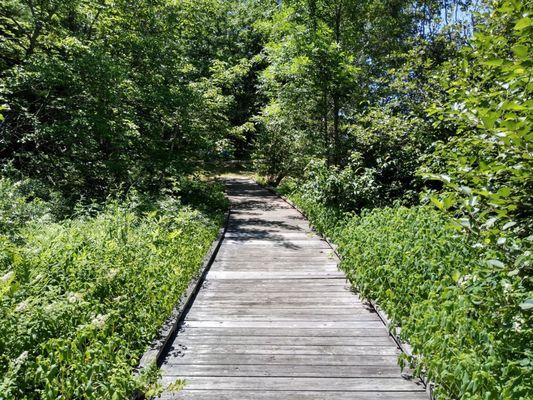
[159, 178, 426, 399]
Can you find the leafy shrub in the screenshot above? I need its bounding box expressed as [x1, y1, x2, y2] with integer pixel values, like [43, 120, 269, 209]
[0, 178, 52, 239]
[286, 190, 532, 400]
[0, 191, 223, 399]
[284, 187, 348, 238]
[298, 159, 383, 211]
[422, 0, 532, 254]
[171, 176, 228, 218]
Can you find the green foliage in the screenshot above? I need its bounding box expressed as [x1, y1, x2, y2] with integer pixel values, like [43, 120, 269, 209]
[286, 190, 532, 399]
[423, 0, 532, 245]
[0, 178, 51, 239]
[254, 0, 464, 203]
[172, 176, 229, 219]
[0, 180, 224, 399]
[0, 0, 273, 201]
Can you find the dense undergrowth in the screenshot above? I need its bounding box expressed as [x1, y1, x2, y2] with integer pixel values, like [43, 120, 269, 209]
[278, 179, 532, 400]
[0, 177, 227, 399]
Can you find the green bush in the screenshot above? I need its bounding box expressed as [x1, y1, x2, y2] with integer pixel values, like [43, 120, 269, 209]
[0, 187, 224, 399]
[422, 0, 532, 253]
[287, 191, 532, 400]
[0, 178, 52, 239]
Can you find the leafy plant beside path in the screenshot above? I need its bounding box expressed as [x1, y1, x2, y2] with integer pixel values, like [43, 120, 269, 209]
[0, 178, 227, 399]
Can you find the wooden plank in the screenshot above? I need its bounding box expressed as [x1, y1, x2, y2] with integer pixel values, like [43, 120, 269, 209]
[176, 327, 391, 337]
[159, 391, 428, 400]
[159, 377, 423, 391]
[191, 300, 365, 308]
[194, 292, 358, 300]
[204, 278, 347, 285]
[212, 260, 339, 266]
[201, 286, 352, 292]
[203, 281, 351, 289]
[201, 287, 353, 294]
[213, 263, 339, 272]
[186, 305, 369, 313]
[182, 320, 385, 329]
[184, 316, 378, 323]
[191, 293, 361, 308]
[173, 335, 396, 346]
[209, 267, 342, 274]
[164, 354, 401, 366]
[190, 303, 368, 310]
[206, 271, 344, 279]
[186, 308, 373, 317]
[217, 248, 336, 256]
[201, 283, 351, 290]
[224, 232, 320, 239]
[223, 239, 329, 246]
[160, 364, 404, 378]
[214, 258, 337, 263]
[165, 344, 399, 356]
[200, 287, 354, 294]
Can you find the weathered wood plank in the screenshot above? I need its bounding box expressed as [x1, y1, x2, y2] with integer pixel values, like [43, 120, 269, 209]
[173, 335, 396, 346]
[200, 287, 354, 294]
[208, 267, 342, 273]
[164, 354, 401, 366]
[160, 377, 424, 391]
[223, 239, 330, 246]
[182, 320, 384, 329]
[186, 308, 373, 317]
[224, 232, 320, 239]
[204, 278, 347, 285]
[184, 316, 378, 323]
[194, 292, 358, 300]
[164, 344, 399, 356]
[206, 271, 344, 279]
[159, 391, 428, 400]
[176, 327, 392, 337]
[211, 261, 339, 267]
[190, 301, 366, 308]
[216, 248, 336, 255]
[160, 365, 405, 378]
[202, 280, 351, 290]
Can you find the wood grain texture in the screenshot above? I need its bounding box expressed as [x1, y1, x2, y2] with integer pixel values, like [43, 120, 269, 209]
[159, 178, 427, 399]
[160, 391, 428, 400]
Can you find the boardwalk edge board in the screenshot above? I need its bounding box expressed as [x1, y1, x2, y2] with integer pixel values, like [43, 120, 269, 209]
[133, 208, 231, 399]
[260, 181, 435, 400]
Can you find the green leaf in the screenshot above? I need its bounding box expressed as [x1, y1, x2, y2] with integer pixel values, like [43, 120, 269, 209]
[512, 44, 528, 58]
[502, 221, 517, 230]
[514, 17, 532, 31]
[452, 271, 461, 282]
[487, 259, 504, 268]
[430, 197, 444, 211]
[519, 298, 533, 310]
[443, 196, 455, 210]
[482, 59, 503, 66]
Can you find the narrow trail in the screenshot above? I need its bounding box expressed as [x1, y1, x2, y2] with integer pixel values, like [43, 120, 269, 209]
[159, 178, 427, 399]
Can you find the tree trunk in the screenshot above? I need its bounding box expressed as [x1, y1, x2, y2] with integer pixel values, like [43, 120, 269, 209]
[323, 89, 329, 165]
[332, 94, 340, 165]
